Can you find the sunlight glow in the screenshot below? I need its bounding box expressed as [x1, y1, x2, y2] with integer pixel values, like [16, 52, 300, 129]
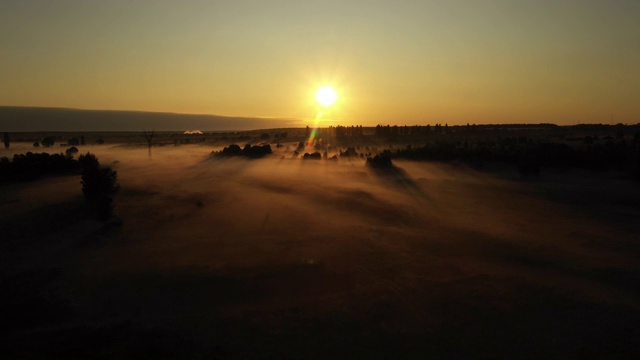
[316, 86, 337, 107]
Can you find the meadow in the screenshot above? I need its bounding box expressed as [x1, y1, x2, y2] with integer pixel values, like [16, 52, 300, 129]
[1, 129, 639, 358]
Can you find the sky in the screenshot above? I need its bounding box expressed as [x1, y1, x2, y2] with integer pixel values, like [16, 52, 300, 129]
[1, 0, 639, 126]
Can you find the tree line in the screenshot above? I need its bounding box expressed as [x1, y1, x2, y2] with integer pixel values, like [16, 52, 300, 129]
[1, 151, 120, 219]
[392, 135, 640, 179]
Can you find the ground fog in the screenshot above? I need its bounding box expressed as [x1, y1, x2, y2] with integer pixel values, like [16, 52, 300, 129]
[2, 143, 639, 358]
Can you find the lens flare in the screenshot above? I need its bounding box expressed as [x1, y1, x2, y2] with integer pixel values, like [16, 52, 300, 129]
[306, 111, 323, 147]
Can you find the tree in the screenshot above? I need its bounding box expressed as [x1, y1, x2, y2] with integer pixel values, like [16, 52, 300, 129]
[66, 146, 79, 156]
[366, 150, 393, 168]
[143, 129, 154, 159]
[42, 136, 55, 147]
[3, 132, 9, 149]
[68, 138, 80, 146]
[0, 152, 81, 182]
[80, 153, 119, 219]
[217, 144, 272, 158]
[79, 152, 100, 171]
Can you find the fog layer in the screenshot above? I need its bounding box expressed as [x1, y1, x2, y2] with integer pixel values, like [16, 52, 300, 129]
[3, 143, 640, 358]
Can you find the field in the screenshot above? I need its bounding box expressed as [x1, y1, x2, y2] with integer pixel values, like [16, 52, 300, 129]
[2, 134, 640, 358]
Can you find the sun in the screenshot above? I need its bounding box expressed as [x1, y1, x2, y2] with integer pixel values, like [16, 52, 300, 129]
[316, 86, 337, 107]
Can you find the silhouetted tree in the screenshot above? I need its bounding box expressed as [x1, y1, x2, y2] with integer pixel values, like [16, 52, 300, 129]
[80, 135, 86, 145]
[220, 144, 242, 156]
[302, 152, 322, 160]
[340, 147, 358, 157]
[66, 146, 79, 156]
[366, 150, 393, 168]
[42, 136, 55, 147]
[217, 144, 272, 158]
[0, 152, 81, 182]
[68, 137, 80, 146]
[33, 141, 40, 148]
[142, 130, 154, 147]
[244, 144, 272, 157]
[80, 153, 119, 220]
[79, 152, 100, 170]
[3, 132, 9, 149]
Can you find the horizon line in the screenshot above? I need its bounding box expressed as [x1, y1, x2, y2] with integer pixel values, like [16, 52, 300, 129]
[1, 105, 638, 128]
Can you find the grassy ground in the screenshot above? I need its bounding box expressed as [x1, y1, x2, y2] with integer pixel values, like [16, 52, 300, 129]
[1, 144, 639, 359]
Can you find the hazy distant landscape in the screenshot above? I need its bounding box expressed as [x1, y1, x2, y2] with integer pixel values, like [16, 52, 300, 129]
[0, 106, 299, 132]
[2, 125, 639, 358]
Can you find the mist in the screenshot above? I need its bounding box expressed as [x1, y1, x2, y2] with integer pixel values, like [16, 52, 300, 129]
[3, 141, 639, 358]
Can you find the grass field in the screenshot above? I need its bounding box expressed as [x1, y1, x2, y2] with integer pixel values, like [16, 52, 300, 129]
[2, 142, 639, 358]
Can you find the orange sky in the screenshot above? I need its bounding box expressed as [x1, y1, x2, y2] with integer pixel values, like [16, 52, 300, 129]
[1, 1, 639, 126]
